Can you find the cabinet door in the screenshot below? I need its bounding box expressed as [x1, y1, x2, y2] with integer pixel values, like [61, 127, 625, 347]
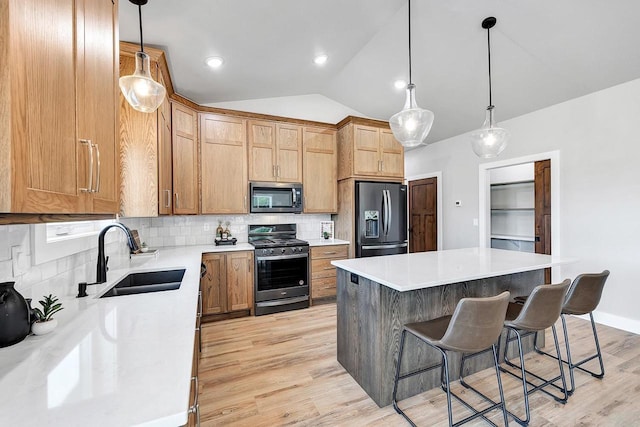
[353, 125, 381, 176]
[172, 103, 199, 214]
[200, 114, 247, 214]
[379, 129, 404, 178]
[248, 120, 276, 182]
[201, 254, 227, 314]
[80, 0, 119, 213]
[10, 0, 83, 213]
[157, 69, 173, 215]
[226, 251, 254, 313]
[303, 127, 337, 213]
[276, 123, 302, 183]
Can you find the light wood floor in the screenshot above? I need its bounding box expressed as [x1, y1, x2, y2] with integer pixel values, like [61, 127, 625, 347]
[198, 303, 640, 426]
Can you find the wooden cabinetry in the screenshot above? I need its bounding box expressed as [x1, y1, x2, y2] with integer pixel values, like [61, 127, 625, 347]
[248, 120, 302, 183]
[119, 43, 175, 217]
[172, 103, 199, 214]
[310, 245, 348, 301]
[0, 0, 119, 214]
[337, 117, 404, 181]
[200, 114, 248, 214]
[303, 127, 338, 213]
[200, 251, 254, 317]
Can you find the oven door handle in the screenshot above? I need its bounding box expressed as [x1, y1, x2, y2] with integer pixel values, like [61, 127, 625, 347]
[256, 253, 308, 261]
[256, 296, 309, 307]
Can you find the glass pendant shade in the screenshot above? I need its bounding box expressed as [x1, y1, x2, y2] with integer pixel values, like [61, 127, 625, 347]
[470, 106, 509, 158]
[390, 84, 435, 148]
[119, 52, 166, 113]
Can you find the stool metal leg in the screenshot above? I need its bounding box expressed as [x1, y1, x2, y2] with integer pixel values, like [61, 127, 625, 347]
[534, 313, 605, 395]
[501, 328, 530, 426]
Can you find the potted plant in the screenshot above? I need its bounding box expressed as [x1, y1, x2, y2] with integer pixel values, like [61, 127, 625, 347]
[140, 241, 149, 252]
[31, 294, 63, 336]
[323, 231, 330, 240]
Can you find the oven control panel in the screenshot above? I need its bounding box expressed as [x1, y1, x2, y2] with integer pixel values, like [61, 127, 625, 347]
[257, 246, 309, 257]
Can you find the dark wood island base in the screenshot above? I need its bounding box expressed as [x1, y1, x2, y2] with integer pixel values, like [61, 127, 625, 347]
[336, 268, 545, 407]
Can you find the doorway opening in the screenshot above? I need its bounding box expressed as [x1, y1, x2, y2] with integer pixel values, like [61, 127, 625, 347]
[479, 151, 560, 282]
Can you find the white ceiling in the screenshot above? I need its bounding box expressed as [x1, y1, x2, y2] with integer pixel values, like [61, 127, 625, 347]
[119, 0, 640, 143]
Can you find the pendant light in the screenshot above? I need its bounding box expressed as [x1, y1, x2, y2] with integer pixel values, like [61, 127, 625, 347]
[119, 0, 166, 113]
[470, 17, 509, 158]
[389, 0, 434, 148]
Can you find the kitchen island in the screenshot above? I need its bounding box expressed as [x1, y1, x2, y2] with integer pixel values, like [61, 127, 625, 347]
[331, 247, 575, 407]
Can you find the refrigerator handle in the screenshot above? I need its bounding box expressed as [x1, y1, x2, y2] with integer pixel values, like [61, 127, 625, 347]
[381, 190, 387, 236]
[386, 190, 392, 236]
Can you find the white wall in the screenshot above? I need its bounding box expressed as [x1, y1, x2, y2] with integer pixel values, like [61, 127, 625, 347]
[405, 78, 640, 332]
[204, 93, 365, 124]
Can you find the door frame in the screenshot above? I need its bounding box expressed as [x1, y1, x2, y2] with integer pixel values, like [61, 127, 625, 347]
[478, 150, 561, 279]
[404, 171, 443, 251]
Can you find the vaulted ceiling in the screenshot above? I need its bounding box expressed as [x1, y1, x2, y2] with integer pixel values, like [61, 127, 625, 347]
[119, 0, 640, 143]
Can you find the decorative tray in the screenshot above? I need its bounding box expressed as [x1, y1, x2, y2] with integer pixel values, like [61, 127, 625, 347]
[215, 237, 237, 246]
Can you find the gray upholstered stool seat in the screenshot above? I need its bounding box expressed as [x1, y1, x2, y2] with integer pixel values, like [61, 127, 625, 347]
[500, 279, 571, 426]
[392, 292, 511, 427]
[533, 270, 610, 394]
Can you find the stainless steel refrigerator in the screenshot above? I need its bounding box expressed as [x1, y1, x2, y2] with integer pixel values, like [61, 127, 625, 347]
[355, 181, 408, 257]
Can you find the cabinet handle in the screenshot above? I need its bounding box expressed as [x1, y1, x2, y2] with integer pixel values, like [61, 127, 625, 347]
[244, 195, 247, 210]
[272, 165, 276, 177]
[197, 290, 202, 318]
[380, 160, 383, 172]
[165, 189, 171, 208]
[188, 376, 200, 426]
[175, 193, 179, 209]
[79, 139, 93, 192]
[93, 143, 101, 193]
[323, 251, 337, 255]
[277, 165, 281, 177]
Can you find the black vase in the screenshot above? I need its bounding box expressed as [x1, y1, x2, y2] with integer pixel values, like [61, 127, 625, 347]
[0, 282, 31, 347]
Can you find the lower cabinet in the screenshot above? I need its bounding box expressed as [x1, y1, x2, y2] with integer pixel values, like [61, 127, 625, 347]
[310, 245, 349, 302]
[187, 291, 202, 427]
[200, 251, 254, 317]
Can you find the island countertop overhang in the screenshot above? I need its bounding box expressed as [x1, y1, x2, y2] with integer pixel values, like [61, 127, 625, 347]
[331, 247, 577, 292]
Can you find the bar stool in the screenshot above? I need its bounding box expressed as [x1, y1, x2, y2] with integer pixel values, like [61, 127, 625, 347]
[501, 279, 571, 426]
[392, 291, 511, 427]
[533, 270, 610, 394]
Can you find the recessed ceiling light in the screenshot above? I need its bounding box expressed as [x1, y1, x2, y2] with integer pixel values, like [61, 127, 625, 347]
[314, 54, 328, 65]
[205, 56, 224, 69]
[394, 80, 407, 90]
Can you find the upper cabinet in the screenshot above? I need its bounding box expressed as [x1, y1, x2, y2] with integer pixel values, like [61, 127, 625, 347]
[0, 0, 119, 214]
[248, 120, 302, 183]
[303, 127, 338, 213]
[337, 118, 404, 181]
[200, 114, 248, 214]
[172, 103, 199, 214]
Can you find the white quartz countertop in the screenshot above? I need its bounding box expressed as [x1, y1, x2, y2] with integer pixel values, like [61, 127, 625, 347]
[0, 244, 254, 427]
[307, 238, 349, 247]
[331, 247, 577, 292]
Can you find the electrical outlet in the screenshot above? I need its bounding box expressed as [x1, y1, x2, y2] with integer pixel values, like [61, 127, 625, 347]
[473, 218, 479, 226]
[203, 223, 210, 232]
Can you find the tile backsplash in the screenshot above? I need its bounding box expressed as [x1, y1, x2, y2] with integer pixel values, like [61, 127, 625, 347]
[0, 213, 330, 301]
[120, 213, 331, 247]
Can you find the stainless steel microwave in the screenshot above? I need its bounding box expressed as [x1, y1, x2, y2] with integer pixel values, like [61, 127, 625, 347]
[249, 182, 303, 213]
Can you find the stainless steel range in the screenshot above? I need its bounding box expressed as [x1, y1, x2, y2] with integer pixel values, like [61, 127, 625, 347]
[249, 224, 310, 316]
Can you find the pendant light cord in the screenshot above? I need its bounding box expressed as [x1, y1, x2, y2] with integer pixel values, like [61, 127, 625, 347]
[487, 25, 492, 107]
[408, 0, 412, 84]
[138, 3, 145, 53]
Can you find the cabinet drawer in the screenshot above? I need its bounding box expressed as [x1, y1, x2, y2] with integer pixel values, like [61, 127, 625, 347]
[311, 258, 338, 278]
[310, 245, 348, 260]
[312, 276, 337, 299]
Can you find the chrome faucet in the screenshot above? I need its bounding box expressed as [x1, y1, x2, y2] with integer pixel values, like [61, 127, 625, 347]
[96, 223, 139, 284]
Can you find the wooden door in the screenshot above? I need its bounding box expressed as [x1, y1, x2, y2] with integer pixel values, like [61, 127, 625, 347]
[11, 0, 83, 213]
[379, 129, 404, 178]
[80, 0, 119, 213]
[353, 125, 381, 176]
[200, 114, 247, 214]
[157, 68, 173, 215]
[534, 159, 552, 283]
[172, 103, 198, 214]
[409, 177, 437, 252]
[227, 251, 253, 313]
[201, 254, 227, 314]
[275, 123, 302, 182]
[248, 120, 276, 182]
[303, 127, 337, 213]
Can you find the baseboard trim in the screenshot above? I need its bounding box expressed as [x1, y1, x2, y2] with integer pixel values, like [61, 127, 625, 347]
[576, 311, 640, 335]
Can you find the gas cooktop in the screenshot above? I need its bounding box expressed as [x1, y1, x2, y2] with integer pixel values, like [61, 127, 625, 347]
[249, 238, 308, 249]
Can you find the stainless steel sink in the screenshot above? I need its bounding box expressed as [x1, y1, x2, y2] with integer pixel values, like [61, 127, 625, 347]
[100, 268, 186, 298]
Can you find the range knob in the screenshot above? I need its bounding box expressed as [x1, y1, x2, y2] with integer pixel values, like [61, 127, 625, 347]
[269, 249, 274, 254]
[281, 248, 286, 254]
